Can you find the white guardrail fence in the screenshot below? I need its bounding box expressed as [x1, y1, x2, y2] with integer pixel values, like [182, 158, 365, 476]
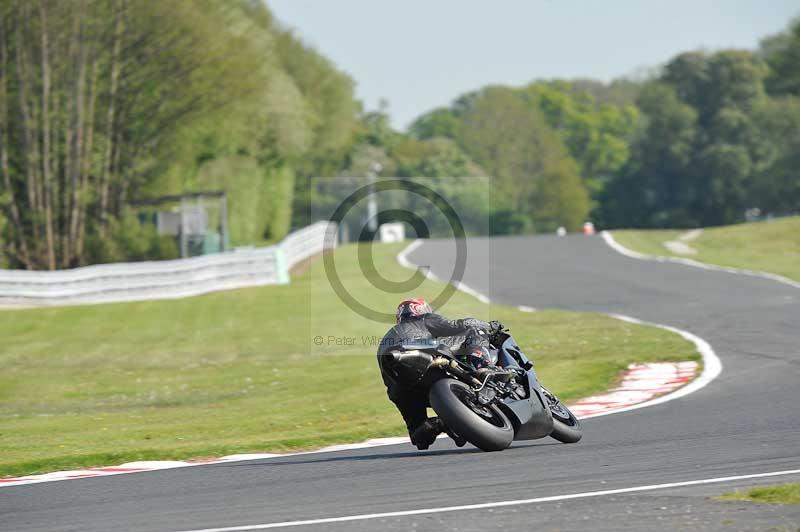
[0, 221, 336, 307]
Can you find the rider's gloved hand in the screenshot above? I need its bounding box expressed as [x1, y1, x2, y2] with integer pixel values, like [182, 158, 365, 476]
[489, 320, 505, 331]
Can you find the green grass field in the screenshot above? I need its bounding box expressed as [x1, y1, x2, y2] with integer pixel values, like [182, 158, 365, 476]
[612, 216, 800, 282]
[0, 242, 698, 477]
[719, 483, 800, 505]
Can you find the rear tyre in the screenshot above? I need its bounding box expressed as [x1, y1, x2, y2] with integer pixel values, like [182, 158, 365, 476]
[543, 387, 582, 443]
[429, 379, 514, 451]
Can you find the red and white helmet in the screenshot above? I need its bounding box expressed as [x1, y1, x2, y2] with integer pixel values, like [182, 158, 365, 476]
[396, 298, 433, 323]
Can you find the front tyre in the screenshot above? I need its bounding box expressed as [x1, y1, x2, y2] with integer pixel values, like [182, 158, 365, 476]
[429, 379, 514, 451]
[543, 387, 582, 443]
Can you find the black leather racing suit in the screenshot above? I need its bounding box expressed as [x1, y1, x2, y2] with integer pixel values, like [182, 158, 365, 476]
[376, 313, 491, 436]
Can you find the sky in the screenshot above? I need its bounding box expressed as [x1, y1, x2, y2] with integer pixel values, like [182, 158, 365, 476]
[267, 1, 799, 130]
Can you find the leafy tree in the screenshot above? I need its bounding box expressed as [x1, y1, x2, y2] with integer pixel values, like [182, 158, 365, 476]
[0, 0, 270, 266]
[272, 24, 361, 178]
[0, 0, 365, 267]
[601, 47, 786, 228]
[762, 17, 800, 96]
[569, 78, 643, 107]
[452, 87, 591, 230]
[751, 95, 800, 213]
[393, 137, 484, 178]
[524, 81, 639, 199]
[408, 108, 460, 140]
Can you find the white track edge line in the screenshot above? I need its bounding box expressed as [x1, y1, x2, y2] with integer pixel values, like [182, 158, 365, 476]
[395, 239, 422, 269]
[174, 469, 800, 532]
[397, 239, 484, 298]
[601, 230, 800, 289]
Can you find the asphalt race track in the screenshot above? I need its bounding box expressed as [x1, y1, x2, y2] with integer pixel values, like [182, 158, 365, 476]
[3, 235, 799, 531]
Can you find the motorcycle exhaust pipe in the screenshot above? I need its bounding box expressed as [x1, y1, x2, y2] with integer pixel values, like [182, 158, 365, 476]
[391, 352, 482, 387]
[432, 357, 482, 387]
[390, 350, 434, 374]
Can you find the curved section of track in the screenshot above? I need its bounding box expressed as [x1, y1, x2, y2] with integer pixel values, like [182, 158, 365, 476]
[3, 234, 799, 532]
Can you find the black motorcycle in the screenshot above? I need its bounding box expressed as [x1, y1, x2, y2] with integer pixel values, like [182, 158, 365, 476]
[385, 323, 582, 451]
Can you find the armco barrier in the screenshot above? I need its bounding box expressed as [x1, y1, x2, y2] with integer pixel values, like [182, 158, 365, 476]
[0, 221, 335, 307]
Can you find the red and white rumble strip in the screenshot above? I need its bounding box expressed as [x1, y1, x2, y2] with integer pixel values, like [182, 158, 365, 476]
[569, 361, 698, 418]
[0, 361, 699, 489]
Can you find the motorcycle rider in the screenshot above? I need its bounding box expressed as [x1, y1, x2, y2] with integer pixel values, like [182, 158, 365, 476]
[376, 298, 498, 450]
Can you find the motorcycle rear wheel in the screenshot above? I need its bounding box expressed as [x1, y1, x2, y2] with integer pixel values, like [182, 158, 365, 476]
[429, 379, 514, 451]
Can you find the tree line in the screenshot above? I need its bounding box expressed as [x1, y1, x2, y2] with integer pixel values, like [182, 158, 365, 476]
[600, 28, 800, 228]
[1, 2, 798, 269]
[405, 18, 800, 232]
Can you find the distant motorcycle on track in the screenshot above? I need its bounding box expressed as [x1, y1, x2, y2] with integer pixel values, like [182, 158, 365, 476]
[386, 323, 582, 451]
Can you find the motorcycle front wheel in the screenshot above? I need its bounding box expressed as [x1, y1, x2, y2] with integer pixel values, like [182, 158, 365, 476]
[429, 379, 514, 451]
[543, 387, 582, 443]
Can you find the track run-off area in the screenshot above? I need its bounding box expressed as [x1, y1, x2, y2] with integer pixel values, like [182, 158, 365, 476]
[3, 234, 799, 531]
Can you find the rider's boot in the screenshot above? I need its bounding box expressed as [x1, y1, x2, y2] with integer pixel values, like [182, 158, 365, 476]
[410, 417, 444, 450]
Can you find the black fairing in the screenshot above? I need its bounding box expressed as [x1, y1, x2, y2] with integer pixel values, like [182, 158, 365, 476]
[496, 334, 554, 440]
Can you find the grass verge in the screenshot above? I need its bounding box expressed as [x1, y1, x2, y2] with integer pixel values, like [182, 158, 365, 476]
[612, 216, 800, 282]
[0, 242, 698, 477]
[719, 483, 800, 505]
